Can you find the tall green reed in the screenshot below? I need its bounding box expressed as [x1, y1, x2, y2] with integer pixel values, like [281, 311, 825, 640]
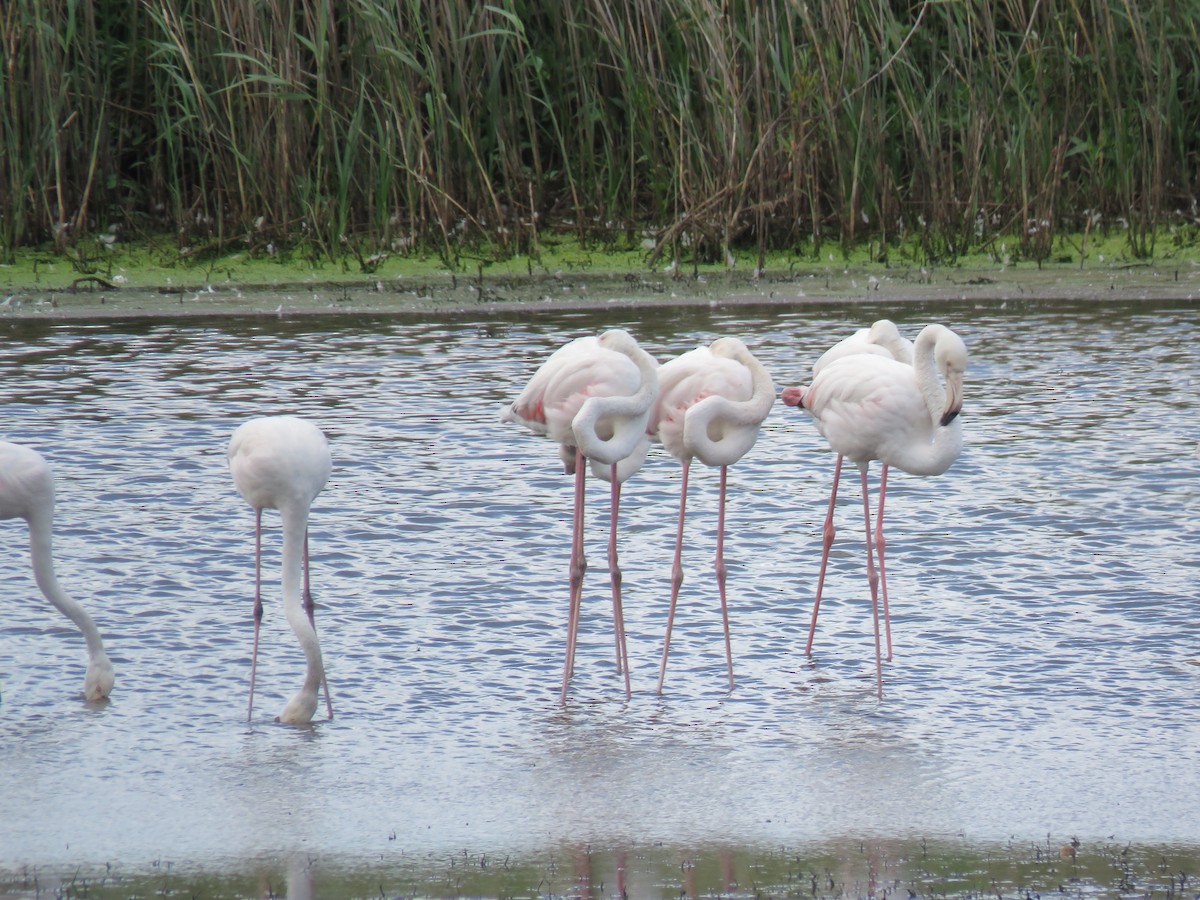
[1, 0, 1196, 268]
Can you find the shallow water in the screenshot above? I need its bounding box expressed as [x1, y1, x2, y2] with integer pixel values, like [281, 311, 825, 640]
[1, 295, 1198, 878]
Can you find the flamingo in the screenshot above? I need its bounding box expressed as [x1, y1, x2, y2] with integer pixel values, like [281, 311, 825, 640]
[809, 319, 914, 658]
[782, 323, 967, 696]
[0, 441, 114, 701]
[648, 337, 775, 692]
[228, 415, 333, 724]
[812, 319, 913, 374]
[501, 328, 659, 702]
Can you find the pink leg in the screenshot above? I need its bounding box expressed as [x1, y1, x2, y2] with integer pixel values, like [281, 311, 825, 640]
[561, 448, 587, 702]
[805, 455, 843, 656]
[248, 508, 264, 721]
[608, 464, 632, 700]
[859, 464, 884, 699]
[874, 464, 893, 661]
[656, 459, 690, 694]
[716, 465, 734, 690]
[302, 531, 334, 719]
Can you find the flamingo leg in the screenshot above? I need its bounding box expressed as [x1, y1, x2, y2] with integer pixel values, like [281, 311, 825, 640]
[656, 459, 690, 694]
[805, 454, 843, 656]
[302, 531, 334, 719]
[248, 507, 264, 721]
[874, 464, 893, 661]
[716, 465, 734, 690]
[562, 447, 587, 702]
[859, 464, 884, 699]
[608, 464, 632, 699]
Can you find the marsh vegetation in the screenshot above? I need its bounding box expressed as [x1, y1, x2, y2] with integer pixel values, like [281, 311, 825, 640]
[3, 1, 1198, 275]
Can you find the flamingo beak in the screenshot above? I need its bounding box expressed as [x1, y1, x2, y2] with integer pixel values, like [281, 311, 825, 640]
[940, 376, 963, 426]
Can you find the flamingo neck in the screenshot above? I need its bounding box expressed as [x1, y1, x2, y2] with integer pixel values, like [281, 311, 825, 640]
[889, 327, 963, 476]
[279, 503, 324, 697]
[27, 511, 109, 662]
[683, 346, 775, 468]
[572, 344, 658, 467]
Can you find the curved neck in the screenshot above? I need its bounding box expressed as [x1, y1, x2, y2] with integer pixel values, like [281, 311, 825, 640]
[890, 327, 963, 476]
[684, 344, 775, 467]
[27, 511, 108, 660]
[572, 343, 658, 466]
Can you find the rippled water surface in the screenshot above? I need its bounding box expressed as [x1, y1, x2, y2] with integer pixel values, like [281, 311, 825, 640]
[1, 296, 1198, 875]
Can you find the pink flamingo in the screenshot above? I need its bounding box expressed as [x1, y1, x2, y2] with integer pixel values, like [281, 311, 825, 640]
[649, 337, 775, 692]
[228, 416, 333, 724]
[0, 441, 115, 701]
[502, 329, 659, 702]
[782, 323, 967, 696]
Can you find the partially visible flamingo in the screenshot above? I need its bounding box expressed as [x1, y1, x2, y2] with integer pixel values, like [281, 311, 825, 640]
[782, 323, 967, 696]
[228, 416, 333, 725]
[501, 329, 659, 702]
[0, 441, 114, 701]
[649, 337, 775, 692]
[812, 319, 913, 374]
[808, 319, 914, 658]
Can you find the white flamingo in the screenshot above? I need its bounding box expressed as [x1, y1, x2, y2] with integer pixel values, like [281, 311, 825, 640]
[648, 337, 775, 692]
[808, 319, 914, 658]
[228, 416, 333, 724]
[0, 441, 114, 701]
[502, 328, 659, 701]
[782, 323, 967, 696]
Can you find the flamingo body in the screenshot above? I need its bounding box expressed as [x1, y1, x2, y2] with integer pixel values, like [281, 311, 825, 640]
[502, 329, 656, 482]
[228, 416, 332, 725]
[0, 441, 114, 701]
[799, 324, 965, 475]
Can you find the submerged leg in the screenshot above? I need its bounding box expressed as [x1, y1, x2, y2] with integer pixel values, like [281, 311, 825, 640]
[248, 508, 264, 721]
[716, 465, 734, 690]
[805, 455, 843, 656]
[302, 531, 334, 719]
[608, 464, 631, 700]
[874, 464, 893, 662]
[562, 448, 587, 702]
[859, 464, 884, 699]
[656, 459, 690, 694]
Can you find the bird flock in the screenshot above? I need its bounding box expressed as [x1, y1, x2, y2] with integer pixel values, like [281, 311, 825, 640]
[1, 319, 967, 718]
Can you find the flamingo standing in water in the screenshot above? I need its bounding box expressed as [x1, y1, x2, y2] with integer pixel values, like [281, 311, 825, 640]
[501, 328, 659, 702]
[0, 441, 115, 701]
[782, 323, 967, 696]
[228, 416, 333, 724]
[808, 319, 913, 659]
[649, 337, 775, 692]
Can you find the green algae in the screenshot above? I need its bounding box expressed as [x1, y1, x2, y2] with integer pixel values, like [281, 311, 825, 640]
[2, 837, 1197, 899]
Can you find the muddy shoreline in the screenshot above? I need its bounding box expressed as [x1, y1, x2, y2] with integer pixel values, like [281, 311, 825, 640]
[2, 262, 1198, 319]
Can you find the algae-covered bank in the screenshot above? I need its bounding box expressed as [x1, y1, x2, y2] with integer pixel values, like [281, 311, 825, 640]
[2, 239, 1200, 319]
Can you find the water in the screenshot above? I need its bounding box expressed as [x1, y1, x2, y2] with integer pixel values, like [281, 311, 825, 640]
[1, 296, 1198, 879]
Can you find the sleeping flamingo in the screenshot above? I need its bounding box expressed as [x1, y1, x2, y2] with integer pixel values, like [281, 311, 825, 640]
[782, 323, 967, 696]
[502, 329, 659, 701]
[649, 337, 775, 692]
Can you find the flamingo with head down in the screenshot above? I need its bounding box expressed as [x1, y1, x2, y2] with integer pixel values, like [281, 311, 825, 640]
[0, 441, 114, 702]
